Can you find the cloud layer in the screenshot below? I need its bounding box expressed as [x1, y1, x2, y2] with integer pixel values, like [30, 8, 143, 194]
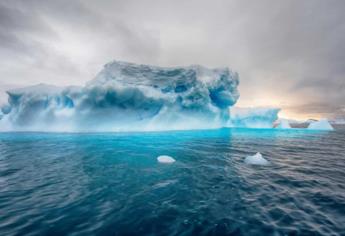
[0, 0, 344, 119]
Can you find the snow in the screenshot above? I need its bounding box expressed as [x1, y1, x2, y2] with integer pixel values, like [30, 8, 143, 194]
[228, 107, 280, 128]
[308, 119, 334, 130]
[7, 83, 63, 95]
[157, 155, 176, 164]
[276, 119, 291, 129]
[0, 60, 240, 132]
[244, 152, 269, 165]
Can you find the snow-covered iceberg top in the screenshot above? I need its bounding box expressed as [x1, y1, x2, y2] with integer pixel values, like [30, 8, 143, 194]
[0, 61, 240, 132]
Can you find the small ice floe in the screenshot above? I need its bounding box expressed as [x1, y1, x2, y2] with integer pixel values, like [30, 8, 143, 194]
[157, 155, 176, 164]
[308, 119, 334, 131]
[244, 152, 269, 165]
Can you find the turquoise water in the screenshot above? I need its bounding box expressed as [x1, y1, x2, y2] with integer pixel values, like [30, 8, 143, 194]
[0, 128, 345, 235]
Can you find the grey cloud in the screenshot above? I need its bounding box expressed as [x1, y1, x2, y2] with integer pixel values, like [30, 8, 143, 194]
[0, 1, 52, 54]
[20, 0, 161, 61]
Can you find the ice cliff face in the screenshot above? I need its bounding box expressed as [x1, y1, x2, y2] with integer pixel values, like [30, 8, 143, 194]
[0, 61, 240, 132]
[228, 107, 280, 128]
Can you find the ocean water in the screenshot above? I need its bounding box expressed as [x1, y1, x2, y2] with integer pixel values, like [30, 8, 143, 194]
[0, 127, 344, 236]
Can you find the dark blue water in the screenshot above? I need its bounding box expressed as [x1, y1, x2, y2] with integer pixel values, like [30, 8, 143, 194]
[0, 127, 345, 236]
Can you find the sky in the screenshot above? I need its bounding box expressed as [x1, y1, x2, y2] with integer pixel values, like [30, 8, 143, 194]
[0, 0, 344, 120]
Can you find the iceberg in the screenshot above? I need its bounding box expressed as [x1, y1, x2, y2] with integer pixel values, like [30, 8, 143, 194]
[244, 152, 269, 165]
[228, 107, 280, 128]
[0, 61, 240, 132]
[308, 119, 334, 131]
[276, 119, 291, 129]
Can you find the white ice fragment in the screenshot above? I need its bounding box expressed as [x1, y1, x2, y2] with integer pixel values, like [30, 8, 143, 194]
[244, 152, 269, 165]
[308, 119, 334, 130]
[157, 155, 176, 164]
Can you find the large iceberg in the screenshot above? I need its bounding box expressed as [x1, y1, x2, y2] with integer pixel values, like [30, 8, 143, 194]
[0, 61, 240, 132]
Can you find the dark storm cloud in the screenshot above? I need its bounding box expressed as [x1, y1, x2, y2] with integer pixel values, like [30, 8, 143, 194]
[0, 0, 344, 119]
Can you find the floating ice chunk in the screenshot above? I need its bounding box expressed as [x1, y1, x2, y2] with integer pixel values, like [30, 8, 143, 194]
[244, 152, 269, 165]
[276, 119, 291, 129]
[308, 119, 334, 130]
[157, 155, 176, 164]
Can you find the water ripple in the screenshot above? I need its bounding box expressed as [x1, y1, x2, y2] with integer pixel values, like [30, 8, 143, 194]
[0, 128, 344, 235]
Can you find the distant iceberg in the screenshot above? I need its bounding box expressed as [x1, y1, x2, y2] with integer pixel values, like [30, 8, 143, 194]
[0, 61, 240, 132]
[228, 107, 280, 128]
[308, 119, 334, 131]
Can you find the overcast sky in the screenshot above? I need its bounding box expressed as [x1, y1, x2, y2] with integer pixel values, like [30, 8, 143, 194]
[1, 0, 344, 119]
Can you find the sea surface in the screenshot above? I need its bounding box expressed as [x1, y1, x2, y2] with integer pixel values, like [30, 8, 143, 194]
[0, 127, 345, 236]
